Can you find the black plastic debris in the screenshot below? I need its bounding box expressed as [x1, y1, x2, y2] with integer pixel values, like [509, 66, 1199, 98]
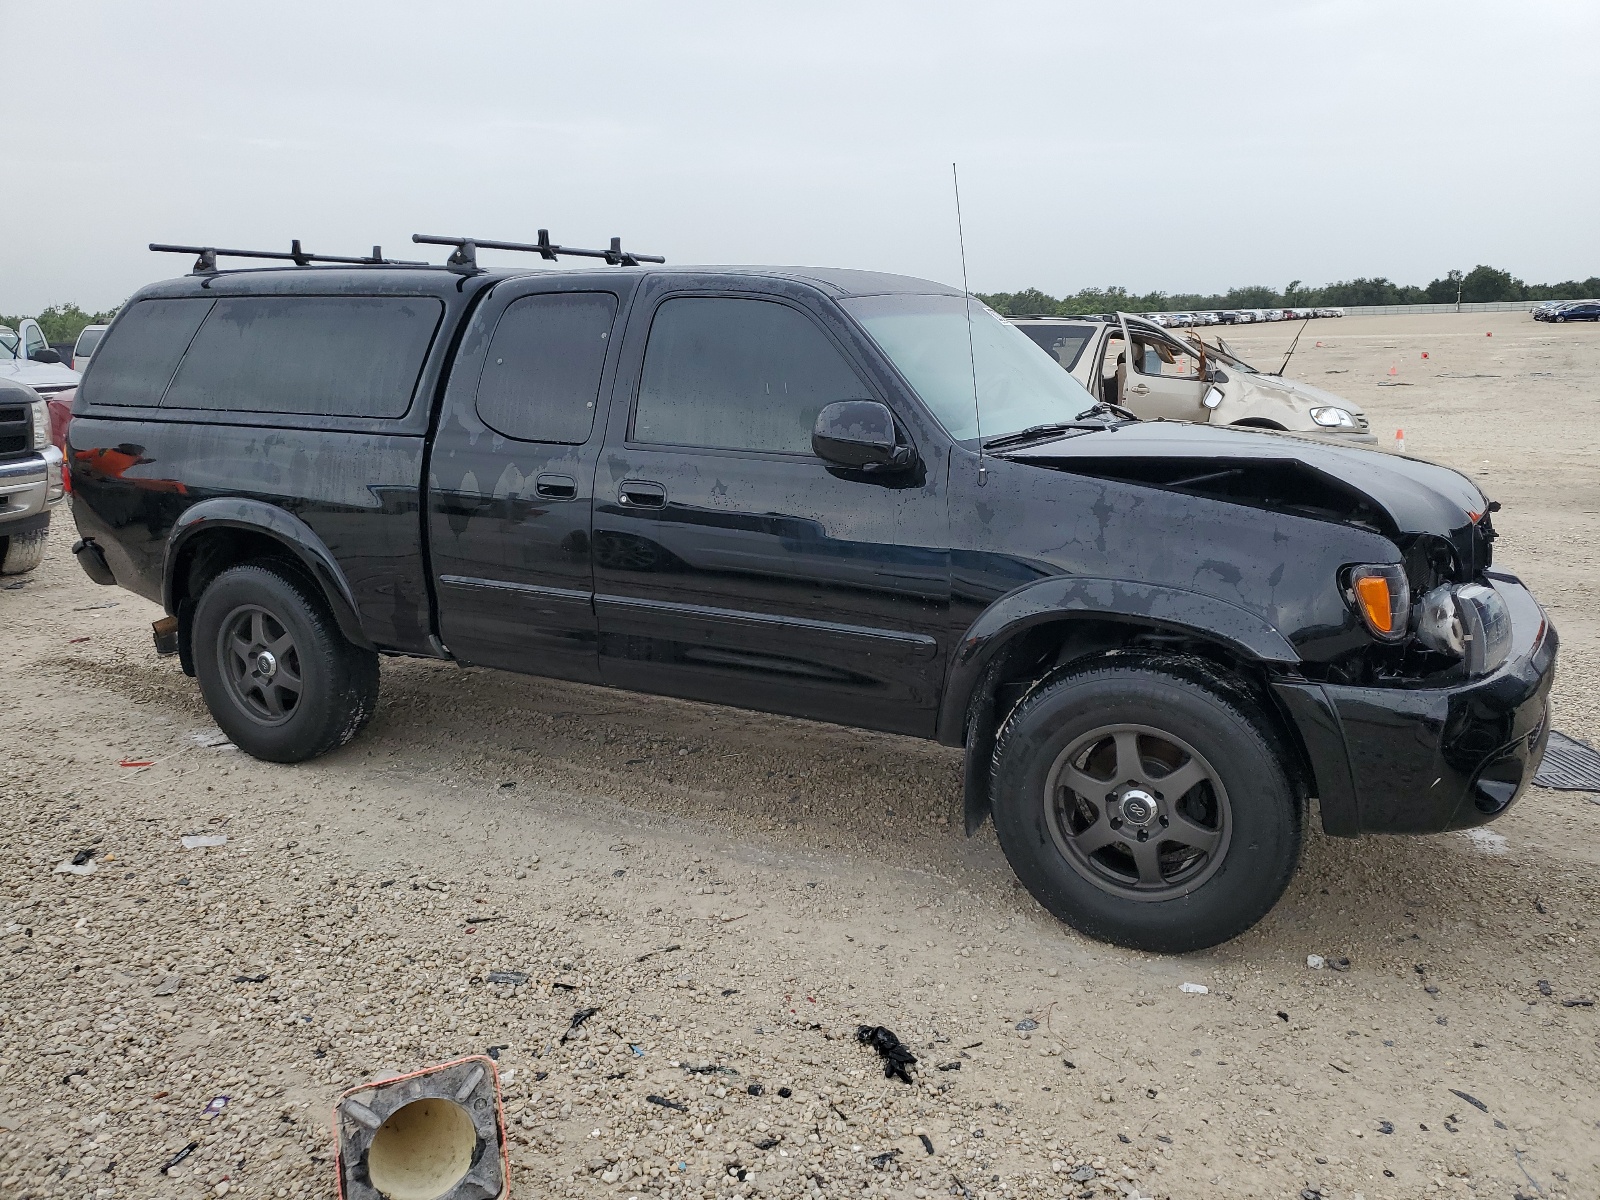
[937, 1062, 961, 1072]
[1449, 1089, 1489, 1113]
[747, 1083, 764, 1096]
[561, 1007, 600, 1043]
[777, 1087, 792, 1098]
[857, 1025, 917, 1085]
[870, 1150, 900, 1168]
[231, 973, 269, 984]
[160, 1142, 199, 1174]
[552, 981, 577, 991]
[1277, 1011, 1289, 1022]
[1425, 985, 1440, 995]
[1562, 997, 1595, 1008]
[1327, 956, 1352, 971]
[1155, 1135, 1173, 1145]
[646, 1094, 687, 1112]
[1537, 980, 1553, 996]
[919, 1134, 934, 1155]
[486, 1044, 509, 1060]
[487, 970, 528, 986]
[1117, 1133, 1131, 1144]
[70, 848, 95, 866]
[1378, 1121, 1394, 1134]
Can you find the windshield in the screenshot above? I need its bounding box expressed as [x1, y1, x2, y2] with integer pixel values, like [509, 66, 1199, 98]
[0, 327, 17, 358]
[843, 294, 1100, 441]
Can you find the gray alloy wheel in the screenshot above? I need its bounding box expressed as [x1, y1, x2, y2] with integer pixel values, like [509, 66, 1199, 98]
[216, 603, 304, 725]
[1045, 723, 1231, 901]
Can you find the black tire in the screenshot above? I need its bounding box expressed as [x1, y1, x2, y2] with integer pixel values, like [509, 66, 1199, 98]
[990, 659, 1302, 953]
[0, 526, 49, 575]
[192, 561, 380, 763]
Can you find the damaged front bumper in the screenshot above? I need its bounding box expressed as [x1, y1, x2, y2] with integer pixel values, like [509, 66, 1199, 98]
[1275, 572, 1557, 836]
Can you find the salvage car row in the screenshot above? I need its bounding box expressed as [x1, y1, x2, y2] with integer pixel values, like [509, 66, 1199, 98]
[1142, 307, 1345, 327]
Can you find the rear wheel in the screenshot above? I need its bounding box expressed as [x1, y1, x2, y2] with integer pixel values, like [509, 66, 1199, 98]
[193, 562, 379, 762]
[0, 526, 49, 575]
[990, 660, 1302, 953]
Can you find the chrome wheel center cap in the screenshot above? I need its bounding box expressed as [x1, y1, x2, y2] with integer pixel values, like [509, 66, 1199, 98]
[255, 650, 278, 679]
[1119, 789, 1158, 827]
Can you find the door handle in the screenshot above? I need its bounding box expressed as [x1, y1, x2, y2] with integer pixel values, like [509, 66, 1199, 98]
[1128, 383, 1150, 395]
[535, 474, 577, 500]
[618, 480, 667, 508]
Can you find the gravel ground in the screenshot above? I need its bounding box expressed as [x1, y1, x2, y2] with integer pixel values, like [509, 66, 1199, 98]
[1, 312, 1597, 1200]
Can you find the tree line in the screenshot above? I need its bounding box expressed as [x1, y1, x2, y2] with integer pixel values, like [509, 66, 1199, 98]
[0, 303, 123, 345]
[979, 265, 1600, 317]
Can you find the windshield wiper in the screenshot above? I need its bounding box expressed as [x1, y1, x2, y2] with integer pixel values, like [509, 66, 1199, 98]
[982, 422, 1094, 450]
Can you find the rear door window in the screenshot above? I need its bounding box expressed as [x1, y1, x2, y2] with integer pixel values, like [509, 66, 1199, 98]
[1018, 324, 1096, 370]
[475, 293, 617, 443]
[79, 298, 214, 407]
[74, 327, 106, 357]
[163, 296, 443, 417]
[632, 296, 866, 454]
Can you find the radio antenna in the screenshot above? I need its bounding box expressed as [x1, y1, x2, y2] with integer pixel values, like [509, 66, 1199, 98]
[952, 163, 985, 485]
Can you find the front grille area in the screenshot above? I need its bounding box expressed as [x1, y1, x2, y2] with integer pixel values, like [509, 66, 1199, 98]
[0, 404, 29, 457]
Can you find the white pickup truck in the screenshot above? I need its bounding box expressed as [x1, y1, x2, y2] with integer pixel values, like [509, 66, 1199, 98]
[0, 320, 77, 573]
[1, 317, 83, 397]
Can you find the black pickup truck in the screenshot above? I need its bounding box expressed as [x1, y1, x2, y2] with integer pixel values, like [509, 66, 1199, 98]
[66, 240, 1557, 951]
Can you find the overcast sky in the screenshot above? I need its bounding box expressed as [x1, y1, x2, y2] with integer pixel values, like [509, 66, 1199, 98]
[4, 0, 1597, 313]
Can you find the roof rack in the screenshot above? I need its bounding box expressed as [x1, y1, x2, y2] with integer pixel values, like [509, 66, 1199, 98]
[411, 231, 665, 273]
[150, 240, 427, 275]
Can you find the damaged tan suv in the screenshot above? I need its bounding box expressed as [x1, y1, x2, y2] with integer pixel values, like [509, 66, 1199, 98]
[1013, 313, 1377, 444]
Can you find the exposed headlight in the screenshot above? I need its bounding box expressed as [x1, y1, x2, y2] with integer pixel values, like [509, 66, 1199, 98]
[1346, 563, 1409, 640]
[1415, 582, 1513, 676]
[1310, 406, 1357, 429]
[29, 398, 49, 449]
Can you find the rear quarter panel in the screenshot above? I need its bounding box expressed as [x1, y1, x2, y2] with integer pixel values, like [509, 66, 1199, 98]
[69, 416, 432, 651]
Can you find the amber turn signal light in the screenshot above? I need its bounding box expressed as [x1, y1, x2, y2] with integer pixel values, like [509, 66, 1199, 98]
[1347, 564, 1409, 641]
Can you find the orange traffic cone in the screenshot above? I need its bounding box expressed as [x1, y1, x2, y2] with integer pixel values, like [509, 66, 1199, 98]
[1395, 429, 1406, 453]
[1388, 366, 1398, 376]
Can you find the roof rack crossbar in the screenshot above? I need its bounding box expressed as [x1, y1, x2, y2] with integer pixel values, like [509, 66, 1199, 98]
[410, 231, 665, 273]
[149, 241, 427, 275]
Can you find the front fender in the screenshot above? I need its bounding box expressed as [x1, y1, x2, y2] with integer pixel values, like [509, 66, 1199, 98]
[164, 497, 374, 650]
[936, 575, 1300, 746]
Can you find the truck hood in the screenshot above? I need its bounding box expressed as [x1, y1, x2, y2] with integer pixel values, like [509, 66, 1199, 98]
[1007, 421, 1489, 556]
[1227, 370, 1364, 416]
[0, 357, 81, 394]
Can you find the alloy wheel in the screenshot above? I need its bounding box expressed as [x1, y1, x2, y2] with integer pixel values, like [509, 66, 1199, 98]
[1044, 723, 1231, 900]
[217, 604, 303, 725]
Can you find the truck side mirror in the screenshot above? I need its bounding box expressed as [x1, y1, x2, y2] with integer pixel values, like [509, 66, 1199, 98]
[32, 347, 63, 364]
[812, 400, 916, 471]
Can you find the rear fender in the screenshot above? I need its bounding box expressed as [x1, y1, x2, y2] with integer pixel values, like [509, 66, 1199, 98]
[164, 498, 374, 651]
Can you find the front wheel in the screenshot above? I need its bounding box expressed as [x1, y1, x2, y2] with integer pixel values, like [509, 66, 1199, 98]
[990, 660, 1302, 953]
[0, 525, 49, 575]
[192, 562, 379, 762]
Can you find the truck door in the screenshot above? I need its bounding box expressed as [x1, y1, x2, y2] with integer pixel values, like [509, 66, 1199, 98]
[590, 278, 950, 737]
[427, 279, 633, 682]
[1117, 314, 1209, 420]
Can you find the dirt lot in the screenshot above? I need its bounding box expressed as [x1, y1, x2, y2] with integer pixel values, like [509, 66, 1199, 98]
[2, 312, 1596, 1200]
